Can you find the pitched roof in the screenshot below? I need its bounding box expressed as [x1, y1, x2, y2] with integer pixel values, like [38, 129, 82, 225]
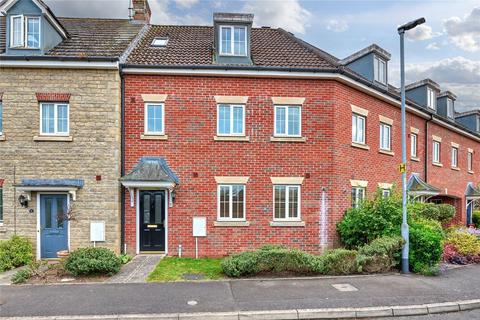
[122, 157, 180, 184]
[0, 17, 143, 58]
[125, 25, 339, 69]
[407, 174, 440, 196]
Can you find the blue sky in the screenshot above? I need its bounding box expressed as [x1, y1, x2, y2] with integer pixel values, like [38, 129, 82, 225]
[46, 0, 480, 111]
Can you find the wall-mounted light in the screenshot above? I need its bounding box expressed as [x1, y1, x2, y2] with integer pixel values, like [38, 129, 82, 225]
[18, 195, 29, 208]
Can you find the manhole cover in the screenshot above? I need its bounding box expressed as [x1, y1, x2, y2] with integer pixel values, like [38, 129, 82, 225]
[182, 273, 205, 280]
[331, 283, 358, 292]
[187, 300, 198, 306]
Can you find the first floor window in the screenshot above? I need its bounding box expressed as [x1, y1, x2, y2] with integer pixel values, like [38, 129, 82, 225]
[433, 141, 441, 164]
[275, 105, 301, 136]
[0, 186, 2, 222]
[379, 123, 391, 151]
[40, 103, 69, 135]
[218, 185, 245, 220]
[411, 133, 418, 158]
[145, 103, 164, 134]
[451, 147, 458, 168]
[468, 152, 473, 172]
[217, 104, 245, 135]
[274, 185, 300, 220]
[352, 187, 365, 208]
[352, 113, 366, 144]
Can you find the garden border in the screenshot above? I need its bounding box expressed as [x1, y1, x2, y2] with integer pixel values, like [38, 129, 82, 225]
[2, 299, 479, 320]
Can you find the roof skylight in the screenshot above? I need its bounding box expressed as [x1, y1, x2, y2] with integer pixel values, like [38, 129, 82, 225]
[151, 37, 168, 47]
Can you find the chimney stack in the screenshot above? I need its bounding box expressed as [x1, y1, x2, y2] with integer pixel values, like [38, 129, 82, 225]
[130, 0, 151, 24]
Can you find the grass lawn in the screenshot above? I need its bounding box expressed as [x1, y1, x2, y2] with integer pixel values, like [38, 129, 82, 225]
[147, 257, 224, 282]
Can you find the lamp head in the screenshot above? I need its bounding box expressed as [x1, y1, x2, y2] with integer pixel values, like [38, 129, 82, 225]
[398, 17, 426, 33]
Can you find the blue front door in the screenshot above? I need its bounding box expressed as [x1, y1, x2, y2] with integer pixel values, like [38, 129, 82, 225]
[40, 194, 68, 258]
[467, 200, 473, 226]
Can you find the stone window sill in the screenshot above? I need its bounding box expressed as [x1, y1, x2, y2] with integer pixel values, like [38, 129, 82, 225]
[451, 167, 460, 171]
[351, 142, 370, 150]
[0, 135, 5, 141]
[468, 170, 475, 175]
[214, 135, 250, 142]
[214, 221, 250, 227]
[141, 134, 168, 140]
[411, 157, 420, 162]
[34, 135, 73, 142]
[379, 149, 394, 156]
[270, 136, 307, 143]
[432, 162, 443, 167]
[269, 221, 305, 227]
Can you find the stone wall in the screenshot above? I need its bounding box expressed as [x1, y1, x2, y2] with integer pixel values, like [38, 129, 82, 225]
[0, 68, 122, 255]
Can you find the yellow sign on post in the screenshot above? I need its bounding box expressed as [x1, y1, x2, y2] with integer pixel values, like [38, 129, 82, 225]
[399, 163, 407, 173]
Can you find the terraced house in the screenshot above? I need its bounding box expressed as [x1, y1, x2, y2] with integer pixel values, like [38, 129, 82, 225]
[120, 11, 480, 257]
[0, 0, 146, 258]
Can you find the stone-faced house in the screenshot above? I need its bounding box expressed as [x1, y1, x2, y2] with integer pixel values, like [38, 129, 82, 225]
[0, 0, 146, 258]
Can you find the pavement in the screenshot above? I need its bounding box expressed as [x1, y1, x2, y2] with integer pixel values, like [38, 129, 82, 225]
[108, 255, 164, 283]
[0, 264, 479, 319]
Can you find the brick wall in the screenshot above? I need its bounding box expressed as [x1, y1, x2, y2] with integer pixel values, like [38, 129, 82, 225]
[0, 68, 122, 254]
[124, 74, 480, 257]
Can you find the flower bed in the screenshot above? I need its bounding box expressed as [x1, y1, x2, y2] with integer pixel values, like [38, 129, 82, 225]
[442, 227, 480, 265]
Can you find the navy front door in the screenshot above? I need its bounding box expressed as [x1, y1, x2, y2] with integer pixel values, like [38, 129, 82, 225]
[40, 194, 68, 258]
[139, 190, 166, 251]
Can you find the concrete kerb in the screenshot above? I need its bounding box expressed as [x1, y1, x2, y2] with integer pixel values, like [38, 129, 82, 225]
[2, 300, 479, 320]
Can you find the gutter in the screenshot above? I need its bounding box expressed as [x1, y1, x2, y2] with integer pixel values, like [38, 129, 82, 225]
[0, 55, 118, 62]
[120, 65, 126, 254]
[0, 56, 119, 69]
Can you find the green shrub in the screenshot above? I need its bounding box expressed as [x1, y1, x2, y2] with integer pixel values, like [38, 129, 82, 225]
[311, 249, 358, 275]
[408, 202, 455, 224]
[11, 269, 32, 284]
[409, 220, 444, 273]
[337, 194, 403, 248]
[357, 236, 404, 273]
[473, 211, 480, 228]
[0, 236, 34, 272]
[221, 246, 315, 278]
[445, 229, 480, 256]
[119, 254, 133, 264]
[64, 247, 121, 276]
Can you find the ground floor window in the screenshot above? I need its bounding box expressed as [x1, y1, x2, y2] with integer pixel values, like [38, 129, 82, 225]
[352, 187, 365, 208]
[382, 189, 391, 198]
[274, 185, 300, 220]
[218, 184, 245, 220]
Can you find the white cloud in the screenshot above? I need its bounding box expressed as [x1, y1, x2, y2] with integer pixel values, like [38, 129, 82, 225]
[326, 19, 348, 32]
[243, 0, 311, 34]
[174, 0, 198, 9]
[426, 42, 440, 50]
[444, 7, 480, 52]
[149, 0, 207, 25]
[404, 56, 480, 111]
[405, 24, 441, 41]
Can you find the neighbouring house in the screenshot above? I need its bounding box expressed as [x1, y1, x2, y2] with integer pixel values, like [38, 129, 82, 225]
[0, 0, 146, 258]
[120, 12, 480, 257]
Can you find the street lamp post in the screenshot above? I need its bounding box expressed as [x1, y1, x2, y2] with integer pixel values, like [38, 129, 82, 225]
[398, 17, 426, 274]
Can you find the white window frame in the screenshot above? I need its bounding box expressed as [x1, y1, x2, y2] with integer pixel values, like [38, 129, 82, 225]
[217, 184, 246, 221]
[433, 141, 441, 164]
[352, 187, 366, 208]
[39, 103, 69, 136]
[447, 98, 454, 118]
[151, 37, 168, 47]
[468, 152, 473, 172]
[274, 105, 302, 137]
[374, 55, 387, 85]
[379, 122, 391, 151]
[382, 189, 391, 198]
[427, 88, 436, 110]
[10, 15, 41, 49]
[144, 103, 165, 135]
[451, 147, 458, 168]
[411, 133, 418, 158]
[219, 25, 247, 57]
[352, 113, 366, 144]
[273, 185, 301, 221]
[216, 104, 245, 136]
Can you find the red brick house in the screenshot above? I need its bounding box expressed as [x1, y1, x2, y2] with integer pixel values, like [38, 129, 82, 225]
[120, 11, 480, 257]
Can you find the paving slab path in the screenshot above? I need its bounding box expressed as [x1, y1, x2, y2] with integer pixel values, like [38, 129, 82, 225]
[107, 254, 164, 283]
[0, 264, 479, 318]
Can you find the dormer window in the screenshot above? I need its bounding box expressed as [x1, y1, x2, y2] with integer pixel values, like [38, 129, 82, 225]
[219, 25, 247, 56]
[374, 55, 387, 85]
[10, 15, 40, 49]
[427, 88, 436, 110]
[151, 37, 168, 47]
[447, 98, 454, 118]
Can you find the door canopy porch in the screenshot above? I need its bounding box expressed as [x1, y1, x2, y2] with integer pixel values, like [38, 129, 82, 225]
[407, 173, 440, 200]
[15, 179, 84, 201]
[465, 183, 480, 200]
[121, 157, 179, 207]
